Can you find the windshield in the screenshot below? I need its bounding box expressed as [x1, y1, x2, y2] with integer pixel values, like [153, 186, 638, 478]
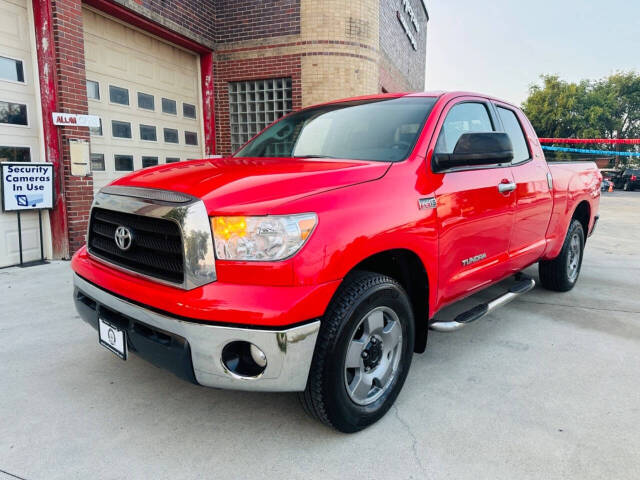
[234, 96, 438, 162]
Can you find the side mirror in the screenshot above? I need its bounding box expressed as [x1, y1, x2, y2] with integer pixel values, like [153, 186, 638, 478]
[433, 132, 513, 172]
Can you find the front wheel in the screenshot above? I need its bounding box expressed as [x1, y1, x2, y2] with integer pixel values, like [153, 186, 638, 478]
[623, 181, 631, 191]
[299, 271, 415, 433]
[539, 219, 585, 292]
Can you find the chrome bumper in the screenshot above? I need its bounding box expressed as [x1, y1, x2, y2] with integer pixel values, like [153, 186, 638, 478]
[73, 274, 320, 392]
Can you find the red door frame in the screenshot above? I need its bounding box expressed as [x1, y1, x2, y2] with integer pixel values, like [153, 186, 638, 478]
[32, 0, 216, 258]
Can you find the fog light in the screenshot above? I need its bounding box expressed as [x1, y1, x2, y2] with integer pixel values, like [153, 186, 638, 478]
[221, 341, 267, 378]
[250, 344, 267, 368]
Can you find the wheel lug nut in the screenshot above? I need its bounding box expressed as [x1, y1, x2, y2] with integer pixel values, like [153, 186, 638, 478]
[361, 351, 368, 358]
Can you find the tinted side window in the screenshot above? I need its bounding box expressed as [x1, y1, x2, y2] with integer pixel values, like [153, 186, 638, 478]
[497, 107, 530, 163]
[435, 102, 493, 154]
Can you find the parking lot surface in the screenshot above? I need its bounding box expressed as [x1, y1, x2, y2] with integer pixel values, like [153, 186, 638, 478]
[1, 191, 639, 480]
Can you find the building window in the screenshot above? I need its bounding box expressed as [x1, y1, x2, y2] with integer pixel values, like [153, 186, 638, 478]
[90, 153, 105, 171]
[86, 80, 100, 100]
[0, 56, 24, 83]
[163, 128, 179, 143]
[140, 124, 157, 141]
[166, 157, 179, 163]
[0, 101, 28, 126]
[183, 103, 196, 119]
[0, 146, 30, 162]
[228, 78, 292, 152]
[162, 98, 177, 115]
[112, 120, 132, 138]
[185, 131, 198, 146]
[109, 85, 129, 105]
[138, 92, 154, 111]
[89, 118, 102, 136]
[142, 156, 158, 168]
[114, 154, 134, 171]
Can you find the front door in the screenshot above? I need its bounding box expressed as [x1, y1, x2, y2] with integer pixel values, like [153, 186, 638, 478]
[430, 98, 516, 306]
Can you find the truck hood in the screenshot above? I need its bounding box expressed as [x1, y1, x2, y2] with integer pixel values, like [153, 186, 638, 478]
[111, 157, 390, 214]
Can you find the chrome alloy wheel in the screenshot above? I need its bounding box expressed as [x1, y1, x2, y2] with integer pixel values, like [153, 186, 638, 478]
[343, 306, 403, 406]
[567, 232, 581, 282]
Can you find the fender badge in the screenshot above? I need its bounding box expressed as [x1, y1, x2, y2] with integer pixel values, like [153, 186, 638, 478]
[462, 253, 487, 266]
[418, 197, 437, 209]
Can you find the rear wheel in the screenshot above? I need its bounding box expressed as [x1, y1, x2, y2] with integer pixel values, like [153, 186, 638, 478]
[299, 271, 415, 433]
[539, 219, 585, 292]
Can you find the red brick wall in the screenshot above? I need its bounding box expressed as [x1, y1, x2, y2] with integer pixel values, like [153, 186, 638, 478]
[51, 0, 93, 254]
[215, 0, 300, 43]
[213, 54, 302, 155]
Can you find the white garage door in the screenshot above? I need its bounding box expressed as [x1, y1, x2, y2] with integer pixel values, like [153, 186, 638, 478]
[83, 7, 205, 193]
[0, 0, 51, 267]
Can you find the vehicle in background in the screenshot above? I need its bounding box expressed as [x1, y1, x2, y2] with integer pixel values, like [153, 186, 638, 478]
[601, 178, 613, 191]
[71, 92, 601, 432]
[612, 168, 640, 191]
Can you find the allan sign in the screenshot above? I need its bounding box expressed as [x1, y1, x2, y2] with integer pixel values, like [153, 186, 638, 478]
[1, 162, 54, 212]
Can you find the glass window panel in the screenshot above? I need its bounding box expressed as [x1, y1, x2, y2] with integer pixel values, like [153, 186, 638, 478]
[183, 103, 196, 119]
[109, 85, 129, 105]
[162, 98, 177, 114]
[0, 146, 30, 162]
[114, 154, 133, 171]
[0, 101, 27, 125]
[165, 157, 180, 163]
[0, 56, 24, 82]
[112, 120, 132, 138]
[497, 106, 531, 164]
[86, 80, 100, 100]
[142, 156, 158, 168]
[184, 131, 198, 145]
[89, 118, 102, 136]
[228, 77, 293, 151]
[90, 153, 105, 171]
[138, 92, 154, 110]
[435, 103, 494, 154]
[139, 124, 157, 141]
[163, 128, 179, 143]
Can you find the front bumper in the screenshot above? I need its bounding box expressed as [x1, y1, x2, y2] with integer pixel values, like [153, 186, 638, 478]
[73, 274, 320, 392]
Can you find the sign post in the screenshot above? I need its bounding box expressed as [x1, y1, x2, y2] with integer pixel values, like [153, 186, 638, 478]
[1, 162, 54, 267]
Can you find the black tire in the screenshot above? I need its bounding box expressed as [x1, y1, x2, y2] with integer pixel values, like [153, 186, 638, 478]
[623, 181, 631, 191]
[538, 219, 585, 292]
[299, 271, 415, 433]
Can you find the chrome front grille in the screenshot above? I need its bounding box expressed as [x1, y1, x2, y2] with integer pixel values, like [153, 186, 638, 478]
[87, 186, 216, 290]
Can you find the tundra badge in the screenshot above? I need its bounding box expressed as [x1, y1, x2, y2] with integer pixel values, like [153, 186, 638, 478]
[462, 253, 487, 266]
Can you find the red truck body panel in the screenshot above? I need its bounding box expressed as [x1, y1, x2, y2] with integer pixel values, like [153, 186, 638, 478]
[72, 92, 601, 327]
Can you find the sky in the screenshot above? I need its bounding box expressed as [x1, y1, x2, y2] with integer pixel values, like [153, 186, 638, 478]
[425, 0, 640, 106]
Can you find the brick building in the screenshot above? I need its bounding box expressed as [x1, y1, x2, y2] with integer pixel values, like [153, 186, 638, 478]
[0, 0, 428, 266]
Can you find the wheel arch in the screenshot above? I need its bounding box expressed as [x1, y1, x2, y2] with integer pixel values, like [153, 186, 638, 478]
[342, 248, 430, 353]
[572, 200, 591, 239]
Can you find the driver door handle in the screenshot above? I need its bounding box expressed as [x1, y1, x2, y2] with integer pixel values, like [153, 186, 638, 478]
[498, 181, 516, 193]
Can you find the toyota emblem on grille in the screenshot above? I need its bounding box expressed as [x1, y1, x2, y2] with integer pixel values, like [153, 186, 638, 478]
[114, 226, 133, 251]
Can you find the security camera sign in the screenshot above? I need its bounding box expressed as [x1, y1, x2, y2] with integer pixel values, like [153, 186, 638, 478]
[1, 162, 54, 212]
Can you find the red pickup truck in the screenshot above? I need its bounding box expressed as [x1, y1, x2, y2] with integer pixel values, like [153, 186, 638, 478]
[72, 92, 601, 432]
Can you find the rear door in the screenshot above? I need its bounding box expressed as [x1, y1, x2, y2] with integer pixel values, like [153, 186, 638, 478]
[494, 103, 553, 269]
[430, 97, 516, 305]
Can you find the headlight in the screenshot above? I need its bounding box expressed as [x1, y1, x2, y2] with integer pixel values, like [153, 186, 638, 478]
[211, 214, 317, 261]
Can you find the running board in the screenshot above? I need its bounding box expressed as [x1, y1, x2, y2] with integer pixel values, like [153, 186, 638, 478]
[429, 275, 536, 332]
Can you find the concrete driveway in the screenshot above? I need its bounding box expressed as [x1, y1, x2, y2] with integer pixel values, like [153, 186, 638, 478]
[1, 191, 639, 480]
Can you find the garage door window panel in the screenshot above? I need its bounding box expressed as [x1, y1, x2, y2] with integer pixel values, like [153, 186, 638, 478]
[114, 154, 134, 171]
[185, 131, 197, 146]
[166, 157, 179, 163]
[0, 56, 25, 83]
[140, 124, 157, 141]
[138, 92, 155, 111]
[183, 103, 196, 119]
[112, 120, 132, 139]
[142, 156, 158, 168]
[0, 146, 30, 162]
[90, 118, 102, 136]
[87, 80, 100, 100]
[109, 85, 129, 106]
[0, 100, 28, 126]
[162, 98, 177, 115]
[90, 153, 105, 171]
[164, 128, 179, 143]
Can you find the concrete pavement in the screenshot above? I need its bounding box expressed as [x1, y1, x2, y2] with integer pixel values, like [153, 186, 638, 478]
[1, 191, 639, 479]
